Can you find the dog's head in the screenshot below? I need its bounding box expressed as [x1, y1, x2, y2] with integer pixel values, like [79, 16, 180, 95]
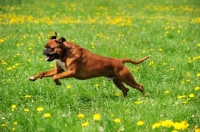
[43, 32, 66, 62]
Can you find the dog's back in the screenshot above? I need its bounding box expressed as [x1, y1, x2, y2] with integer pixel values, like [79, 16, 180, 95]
[63, 41, 80, 49]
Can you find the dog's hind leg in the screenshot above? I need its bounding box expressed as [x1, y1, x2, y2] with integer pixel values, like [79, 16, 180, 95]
[113, 78, 129, 97]
[115, 67, 145, 94]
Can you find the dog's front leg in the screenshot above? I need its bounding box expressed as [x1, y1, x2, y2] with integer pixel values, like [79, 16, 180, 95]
[52, 69, 76, 85]
[29, 68, 57, 81]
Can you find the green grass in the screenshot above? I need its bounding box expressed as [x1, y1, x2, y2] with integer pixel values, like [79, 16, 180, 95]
[0, 0, 200, 131]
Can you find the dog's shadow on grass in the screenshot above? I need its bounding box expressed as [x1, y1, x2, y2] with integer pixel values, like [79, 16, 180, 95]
[78, 95, 92, 103]
[77, 93, 122, 105]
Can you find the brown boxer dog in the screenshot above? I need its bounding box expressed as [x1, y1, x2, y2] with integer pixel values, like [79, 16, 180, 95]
[29, 32, 149, 97]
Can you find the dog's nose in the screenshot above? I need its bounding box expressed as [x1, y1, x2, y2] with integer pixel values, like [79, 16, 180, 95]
[43, 48, 47, 54]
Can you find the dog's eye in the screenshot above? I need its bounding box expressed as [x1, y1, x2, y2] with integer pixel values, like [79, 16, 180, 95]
[49, 47, 54, 51]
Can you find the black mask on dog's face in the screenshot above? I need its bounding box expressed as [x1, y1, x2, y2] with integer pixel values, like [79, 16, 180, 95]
[43, 46, 59, 61]
[43, 32, 66, 62]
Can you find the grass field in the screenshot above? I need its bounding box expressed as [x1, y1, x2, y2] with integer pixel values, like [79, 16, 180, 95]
[0, 0, 200, 131]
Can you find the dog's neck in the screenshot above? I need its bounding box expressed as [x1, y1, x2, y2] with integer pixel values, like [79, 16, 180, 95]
[58, 42, 77, 61]
[60, 44, 68, 60]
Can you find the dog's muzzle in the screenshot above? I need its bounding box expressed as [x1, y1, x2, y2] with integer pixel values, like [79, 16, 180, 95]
[43, 48, 58, 62]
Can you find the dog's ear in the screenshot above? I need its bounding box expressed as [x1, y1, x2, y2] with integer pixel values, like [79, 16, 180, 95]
[50, 32, 57, 39]
[56, 37, 66, 44]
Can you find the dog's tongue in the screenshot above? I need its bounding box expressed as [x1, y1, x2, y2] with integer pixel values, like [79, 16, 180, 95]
[45, 56, 50, 61]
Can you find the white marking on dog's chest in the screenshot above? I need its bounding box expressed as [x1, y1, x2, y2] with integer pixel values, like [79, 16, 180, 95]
[57, 60, 67, 71]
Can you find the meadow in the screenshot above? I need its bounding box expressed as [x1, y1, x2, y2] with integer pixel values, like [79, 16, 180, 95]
[0, 0, 200, 131]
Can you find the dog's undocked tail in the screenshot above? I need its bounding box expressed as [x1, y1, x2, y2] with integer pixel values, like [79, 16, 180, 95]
[121, 56, 149, 64]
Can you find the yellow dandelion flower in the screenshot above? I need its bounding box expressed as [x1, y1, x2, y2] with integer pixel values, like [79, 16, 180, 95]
[137, 121, 144, 126]
[150, 48, 154, 52]
[142, 50, 146, 53]
[194, 86, 200, 91]
[93, 113, 101, 121]
[44, 113, 51, 118]
[177, 95, 187, 99]
[134, 101, 143, 104]
[170, 68, 175, 71]
[0, 39, 5, 43]
[177, 30, 181, 34]
[197, 73, 200, 77]
[11, 104, 16, 109]
[24, 108, 29, 112]
[165, 90, 169, 94]
[159, 48, 163, 52]
[95, 83, 99, 87]
[188, 59, 192, 63]
[37, 107, 44, 112]
[49, 64, 54, 67]
[25, 95, 31, 98]
[197, 44, 200, 47]
[152, 122, 161, 129]
[195, 128, 200, 132]
[116, 92, 121, 97]
[193, 56, 198, 61]
[16, 43, 20, 47]
[173, 122, 182, 130]
[12, 127, 16, 131]
[7, 67, 12, 71]
[13, 122, 18, 125]
[171, 26, 175, 29]
[66, 85, 71, 89]
[178, 25, 182, 28]
[81, 121, 89, 127]
[15, 63, 20, 66]
[114, 118, 121, 123]
[149, 61, 154, 66]
[162, 62, 167, 66]
[186, 79, 191, 83]
[183, 73, 190, 76]
[182, 101, 188, 104]
[1, 124, 7, 127]
[161, 120, 174, 128]
[27, 59, 31, 62]
[180, 120, 189, 130]
[1, 60, 7, 65]
[189, 93, 194, 98]
[77, 113, 84, 118]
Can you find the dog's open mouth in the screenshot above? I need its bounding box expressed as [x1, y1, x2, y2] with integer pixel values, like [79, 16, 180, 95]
[45, 54, 58, 62]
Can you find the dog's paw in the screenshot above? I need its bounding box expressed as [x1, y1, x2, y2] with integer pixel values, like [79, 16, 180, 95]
[54, 79, 61, 85]
[56, 81, 61, 85]
[29, 76, 36, 81]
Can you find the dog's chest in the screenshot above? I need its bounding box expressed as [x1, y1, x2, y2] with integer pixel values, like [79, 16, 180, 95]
[57, 60, 67, 71]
